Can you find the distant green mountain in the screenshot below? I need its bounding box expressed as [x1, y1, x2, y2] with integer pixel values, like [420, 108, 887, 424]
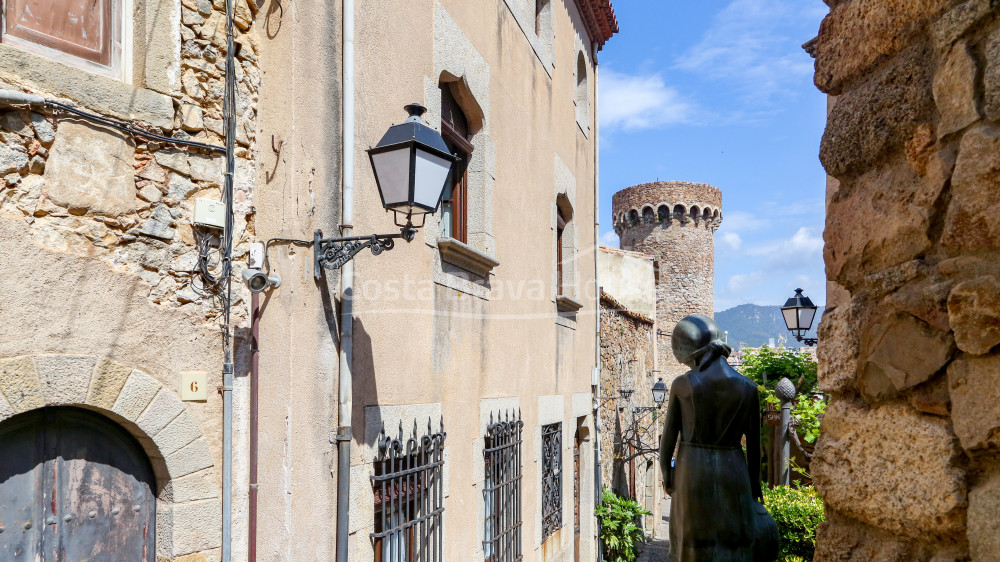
[714, 304, 824, 349]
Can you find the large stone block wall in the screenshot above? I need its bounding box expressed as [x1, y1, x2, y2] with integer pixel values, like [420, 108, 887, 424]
[598, 293, 656, 495]
[811, 1, 1000, 559]
[611, 181, 722, 382]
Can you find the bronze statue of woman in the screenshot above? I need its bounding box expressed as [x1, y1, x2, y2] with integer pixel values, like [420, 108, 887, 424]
[659, 314, 778, 561]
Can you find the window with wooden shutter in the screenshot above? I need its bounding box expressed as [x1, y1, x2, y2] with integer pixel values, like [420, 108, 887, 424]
[2, 0, 122, 75]
[440, 85, 473, 244]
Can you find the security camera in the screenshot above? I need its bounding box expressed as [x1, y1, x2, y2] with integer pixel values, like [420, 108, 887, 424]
[242, 268, 281, 293]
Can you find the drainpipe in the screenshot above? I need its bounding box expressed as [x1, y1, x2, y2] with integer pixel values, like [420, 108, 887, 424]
[591, 41, 604, 562]
[336, 0, 356, 559]
[249, 292, 260, 561]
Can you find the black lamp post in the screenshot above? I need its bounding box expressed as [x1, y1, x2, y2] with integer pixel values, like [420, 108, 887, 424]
[312, 104, 457, 278]
[781, 288, 818, 346]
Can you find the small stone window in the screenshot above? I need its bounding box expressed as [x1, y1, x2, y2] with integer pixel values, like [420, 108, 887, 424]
[657, 205, 669, 224]
[1, 0, 126, 78]
[642, 207, 655, 224]
[575, 52, 589, 131]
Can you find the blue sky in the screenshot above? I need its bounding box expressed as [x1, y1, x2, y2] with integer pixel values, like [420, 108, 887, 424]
[597, 0, 829, 311]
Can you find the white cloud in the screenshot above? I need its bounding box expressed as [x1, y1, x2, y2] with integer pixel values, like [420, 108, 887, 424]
[715, 226, 826, 309]
[719, 210, 771, 233]
[673, 0, 818, 104]
[727, 271, 765, 294]
[599, 230, 620, 248]
[746, 226, 824, 268]
[599, 70, 694, 131]
[719, 231, 742, 251]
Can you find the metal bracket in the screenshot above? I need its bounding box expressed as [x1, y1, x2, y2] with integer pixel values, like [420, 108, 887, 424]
[312, 226, 417, 279]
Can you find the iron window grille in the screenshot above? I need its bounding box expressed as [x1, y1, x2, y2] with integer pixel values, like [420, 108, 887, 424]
[371, 418, 446, 562]
[541, 422, 563, 542]
[483, 410, 524, 562]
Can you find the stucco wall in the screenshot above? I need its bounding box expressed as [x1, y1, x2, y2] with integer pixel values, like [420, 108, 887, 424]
[598, 246, 657, 319]
[810, 1, 1000, 559]
[345, 1, 601, 560]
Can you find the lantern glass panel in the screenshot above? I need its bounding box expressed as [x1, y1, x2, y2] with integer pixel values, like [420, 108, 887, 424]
[371, 147, 412, 208]
[652, 388, 666, 404]
[798, 306, 817, 332]
[781, 306, 799, 332]
[413, 147, 452, 211]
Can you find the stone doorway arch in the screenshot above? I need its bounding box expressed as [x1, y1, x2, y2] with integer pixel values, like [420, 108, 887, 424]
[0, 355, 221, 559]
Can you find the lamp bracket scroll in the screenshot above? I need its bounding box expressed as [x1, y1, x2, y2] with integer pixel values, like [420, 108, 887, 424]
[313, 228, 414, 279]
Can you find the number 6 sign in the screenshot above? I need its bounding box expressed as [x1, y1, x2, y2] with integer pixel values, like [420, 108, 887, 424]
[181, 371, 208, 401]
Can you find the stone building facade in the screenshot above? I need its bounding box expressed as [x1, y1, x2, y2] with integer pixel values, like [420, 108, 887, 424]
[596, 247, 659, 534]
[809, 1, 1000, 560]
[0, 0, 616, 561]
[611, 181, 723, 381]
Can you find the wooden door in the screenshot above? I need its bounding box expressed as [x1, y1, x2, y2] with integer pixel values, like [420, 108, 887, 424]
[0, 407, 156, 561]
[573, 431, 581, 562]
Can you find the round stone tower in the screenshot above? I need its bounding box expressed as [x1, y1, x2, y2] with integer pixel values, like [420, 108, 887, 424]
[611, 181, 723, 382]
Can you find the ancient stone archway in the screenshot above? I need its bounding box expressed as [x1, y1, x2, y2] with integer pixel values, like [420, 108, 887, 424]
[0, 355, 221, 559]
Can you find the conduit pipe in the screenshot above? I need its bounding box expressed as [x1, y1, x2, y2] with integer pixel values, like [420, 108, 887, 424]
[249, 292, 260, 561]
[335, 0, 356, 559]
[591, 41, 605, 562]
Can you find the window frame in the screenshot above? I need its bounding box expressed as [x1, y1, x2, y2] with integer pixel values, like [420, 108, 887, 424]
[440, 87, 474, 245]
[0, 0, 129, 80]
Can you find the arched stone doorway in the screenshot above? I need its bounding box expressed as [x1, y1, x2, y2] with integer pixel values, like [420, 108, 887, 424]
[0, 354, 221, 559]
[0, 407, 156, 560]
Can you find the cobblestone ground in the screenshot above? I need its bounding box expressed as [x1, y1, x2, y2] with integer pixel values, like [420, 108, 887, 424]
[635, 508, 671, 562]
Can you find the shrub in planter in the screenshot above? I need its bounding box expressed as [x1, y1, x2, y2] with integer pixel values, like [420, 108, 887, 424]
[762, 483, 825, 561]
[595, 488, 650, 562]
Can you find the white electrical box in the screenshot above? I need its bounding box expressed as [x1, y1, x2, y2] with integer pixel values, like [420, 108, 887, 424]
[193, 198, 225, 229]
[248, 242, 264, 269]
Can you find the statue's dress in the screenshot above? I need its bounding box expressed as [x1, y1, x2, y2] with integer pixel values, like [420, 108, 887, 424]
[661, 367, 762, 562]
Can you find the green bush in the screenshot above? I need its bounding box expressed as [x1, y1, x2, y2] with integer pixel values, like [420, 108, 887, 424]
[739, 346, 818, 396]
[762, 483, 826, 560]
[595, 488, 650, 562]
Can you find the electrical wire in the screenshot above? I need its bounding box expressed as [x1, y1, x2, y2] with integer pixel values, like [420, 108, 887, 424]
[43, 99, 225, 153]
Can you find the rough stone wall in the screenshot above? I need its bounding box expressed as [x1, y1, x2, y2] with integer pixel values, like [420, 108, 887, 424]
[811, 1, 1000, 559]
[0, 0, 260, 320]
[611, 181, 722, 382]
[598, 293, 656, 497]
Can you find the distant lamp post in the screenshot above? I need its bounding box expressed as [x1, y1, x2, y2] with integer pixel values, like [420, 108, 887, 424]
[312, 103, 457, 277]
[781, 288, 818, 346]
[651, 377, 668, 405]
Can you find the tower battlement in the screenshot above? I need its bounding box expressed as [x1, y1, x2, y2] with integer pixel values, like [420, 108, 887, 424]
[611, 181, 723, 234]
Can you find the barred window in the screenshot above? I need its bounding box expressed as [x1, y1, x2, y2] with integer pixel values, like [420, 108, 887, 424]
[484, 411, 523, 562]
[372, 419, 446, 562]
[541, 422, 562, 542]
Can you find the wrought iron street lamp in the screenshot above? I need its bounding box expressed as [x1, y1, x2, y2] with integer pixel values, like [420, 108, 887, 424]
[312, 103, 457, 278]
[781, 288, 818, 346]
